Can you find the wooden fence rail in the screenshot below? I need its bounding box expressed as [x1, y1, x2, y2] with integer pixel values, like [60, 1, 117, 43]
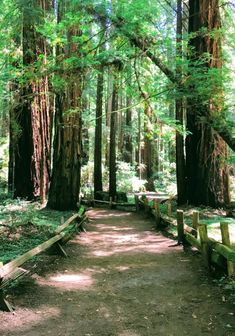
[0, 207, 87, 312]
[135, 194, 235, 278]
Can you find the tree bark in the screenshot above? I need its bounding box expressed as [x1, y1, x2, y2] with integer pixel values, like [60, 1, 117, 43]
[9, 0, 52, 201]
[105, 70, 113, 167]
[118, 94, 124, 155]
[94, 66, 104, 195]
[134, 61, 155, 191]
[109, 75, 118, 200]
[176, 0, 187, 204]
[185, 0, 230, 207]
[143, 102, 155, 191]
[136, 108, 142, 179]
[48, 4, 82, 210]
[122, 95, 133, 164]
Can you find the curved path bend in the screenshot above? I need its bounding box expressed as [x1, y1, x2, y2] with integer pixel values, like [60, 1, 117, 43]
[0, 209, 234, 336]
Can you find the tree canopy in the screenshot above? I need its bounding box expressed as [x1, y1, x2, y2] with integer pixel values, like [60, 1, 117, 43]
[0, 0, 234, 209]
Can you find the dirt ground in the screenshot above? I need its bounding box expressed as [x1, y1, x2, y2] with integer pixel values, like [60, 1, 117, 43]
[0, 208, 235, 336]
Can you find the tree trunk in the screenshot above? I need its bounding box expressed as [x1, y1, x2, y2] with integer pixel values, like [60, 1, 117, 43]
[105, 70, 113, 167]
[81, 95, 90, 166]
[176, 0, 187, 204]
[118, 93, 124, 155]
[48, 5, 82, 210]
[48, 88, 82, 210]
[186, 0, 230, 207]
[143, 102, 155, 191]
[109, 76, 118, 200]
[123, 95, 133, 164]
[9, 0, 52, 201]
[94, 67, 104, 196]
[136, 108, 142, 179]
[134, 61, 154, 190]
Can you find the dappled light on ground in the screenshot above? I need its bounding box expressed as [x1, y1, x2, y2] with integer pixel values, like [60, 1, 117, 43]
[77, 214, 175, 257]
[90, 224, 134, 232]
[1, 208, 234, 336]
[34, 271, 95, 290]
[89, 209, 132, 219]
[90, 236, 172, 257]
[114, 265, 130, 272]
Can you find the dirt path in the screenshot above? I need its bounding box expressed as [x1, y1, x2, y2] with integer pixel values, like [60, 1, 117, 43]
[0, 209, 235, 336]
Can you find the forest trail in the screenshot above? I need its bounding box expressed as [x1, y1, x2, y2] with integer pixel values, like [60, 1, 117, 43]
[0, 209, 235, 336]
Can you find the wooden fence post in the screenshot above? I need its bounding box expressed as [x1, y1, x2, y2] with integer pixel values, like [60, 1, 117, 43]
[177, 210, 184, 245]
[167, 200, 172, 217]
[154, 200, 161, 227]
[199, 224, 210, 269]
[220, 222, 234, 277]
[192, 211, 199, 238]
[135, 195, 140, 213]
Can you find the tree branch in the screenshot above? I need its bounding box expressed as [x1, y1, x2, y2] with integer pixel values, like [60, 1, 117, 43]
[84, 4, 235, 153]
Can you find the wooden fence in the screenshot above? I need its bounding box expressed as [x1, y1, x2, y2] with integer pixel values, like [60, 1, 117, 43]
[0, 207, 87, 312]
[135, 194, 235, 277]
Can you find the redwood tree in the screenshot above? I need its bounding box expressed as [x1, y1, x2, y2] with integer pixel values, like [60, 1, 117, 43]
[175, 0, 187, 205]
[109, 72, 118, 200]
[122, 95, 133, 164]
[94, 66, 104, 196]
[135, 61, 155, 191]
[48, 3, 82, 210]
[9, 0, 52, 201]
[185, 0, 230, 206]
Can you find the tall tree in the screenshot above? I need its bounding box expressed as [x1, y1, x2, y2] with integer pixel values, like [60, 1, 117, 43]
[122, 95, 133, 164]
[94, 65, 104, 196]
[105, 69, 113, 167]
[185, 0, 230, 206]
[122, 70, 133, 164]
[135, 60, 155, 191]
[175, 0, 187, 204]
[93, 14, 108, 196]
[98, 1, 233, 205]
[9, 0, 52, 201]
[109, 70, 118, 201]
[48, 1, 82, 210]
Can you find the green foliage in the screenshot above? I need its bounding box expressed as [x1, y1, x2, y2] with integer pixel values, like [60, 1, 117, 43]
[116, 161, 146, 193]
[0, 199, 75, 263]
[80, 160, 147, 195]
[0, 0, 234, 212]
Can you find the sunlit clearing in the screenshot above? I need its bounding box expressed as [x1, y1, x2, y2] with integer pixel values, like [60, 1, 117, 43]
[0, 306, 60, 333]
[36, 272, 94, 290]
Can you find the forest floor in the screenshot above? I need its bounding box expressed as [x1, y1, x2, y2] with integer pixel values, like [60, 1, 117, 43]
[0, 208, 235, 336]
